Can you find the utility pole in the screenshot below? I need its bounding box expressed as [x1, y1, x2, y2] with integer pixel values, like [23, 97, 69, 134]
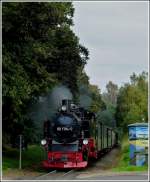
[19, 134, 22, 169]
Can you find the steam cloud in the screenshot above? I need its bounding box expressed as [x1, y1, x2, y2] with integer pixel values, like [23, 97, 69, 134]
[79, 94, 92, 109]
[79, 85, 92, 109]
[27, 84, 93, 129]
[27, 85, 73, 125]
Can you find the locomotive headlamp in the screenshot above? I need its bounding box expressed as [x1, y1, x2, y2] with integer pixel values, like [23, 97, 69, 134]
[61, 105, 67, 111]
[41, 139, 47, 145]
[83, 139, 88, 145]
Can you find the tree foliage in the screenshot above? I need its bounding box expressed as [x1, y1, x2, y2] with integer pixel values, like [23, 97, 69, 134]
[77, 71, 105, 113]
[97, 110, 116, 127]
[2, 2, 89, 144]
[98, 81, 118, 127]
[103, 81, 118, 106]
[115, 72, 148, 130]
[102, 81, 118, 115]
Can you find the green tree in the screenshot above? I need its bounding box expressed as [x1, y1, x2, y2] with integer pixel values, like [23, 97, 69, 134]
[101, 81, 118, 127]
[102, 81, 118, 109]
[115, 72, 148, 131]
[97, 110, 116, 127]
[77, 71, 105, 112]
[2, 2, 89, 144]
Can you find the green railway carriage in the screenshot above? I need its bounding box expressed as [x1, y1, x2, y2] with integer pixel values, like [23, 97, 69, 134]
[88, 116, 118, 154]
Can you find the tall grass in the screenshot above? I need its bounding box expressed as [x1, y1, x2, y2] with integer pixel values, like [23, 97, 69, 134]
[112, 134, 148, 172]
[3, 145, 46, 171]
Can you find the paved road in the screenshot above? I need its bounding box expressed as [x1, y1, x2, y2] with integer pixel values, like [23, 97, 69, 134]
[79, 173, 148, 181]
[3, 170, 148, 181]
[33, 170, 148, 181]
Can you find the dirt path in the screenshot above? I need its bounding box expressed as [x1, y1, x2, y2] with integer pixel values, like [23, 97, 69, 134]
[80, 147, 121, 173]
[95, 147, 121, 169]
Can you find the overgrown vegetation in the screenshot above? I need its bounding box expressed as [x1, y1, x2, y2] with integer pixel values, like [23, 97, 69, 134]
[112, 135, 148, 172]
[3, 145, 45, 171]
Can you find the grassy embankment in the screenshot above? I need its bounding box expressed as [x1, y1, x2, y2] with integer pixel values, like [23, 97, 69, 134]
[3, 145, 46, 172]
[112, 134, 148, 172]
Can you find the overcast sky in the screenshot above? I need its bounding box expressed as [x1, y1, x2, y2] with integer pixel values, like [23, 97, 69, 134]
[73, 1, 148, 92]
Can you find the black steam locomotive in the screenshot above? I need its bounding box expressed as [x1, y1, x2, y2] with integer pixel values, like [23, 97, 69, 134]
[41, 99, 118, 169]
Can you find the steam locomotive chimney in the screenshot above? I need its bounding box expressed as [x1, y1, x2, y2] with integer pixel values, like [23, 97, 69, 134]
[62, 99, 72, 112]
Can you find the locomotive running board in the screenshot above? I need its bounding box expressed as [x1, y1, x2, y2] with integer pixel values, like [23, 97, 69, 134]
[42, 160, 87, 169]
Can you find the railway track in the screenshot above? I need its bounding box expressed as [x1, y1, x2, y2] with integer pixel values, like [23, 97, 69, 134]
[34, 154, 114, 180]
[21, 149, 120, 180]
[35, 169, 77, 180]
[12, 148, 121, 181]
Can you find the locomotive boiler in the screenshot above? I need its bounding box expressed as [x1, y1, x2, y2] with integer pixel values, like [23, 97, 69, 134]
[41, 99, 118, 169]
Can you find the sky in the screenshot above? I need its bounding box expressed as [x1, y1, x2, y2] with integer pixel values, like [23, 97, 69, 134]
[73, 1, 148, 92]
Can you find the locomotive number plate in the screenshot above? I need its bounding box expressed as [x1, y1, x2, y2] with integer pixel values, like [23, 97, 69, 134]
[57, 127, 72, 131]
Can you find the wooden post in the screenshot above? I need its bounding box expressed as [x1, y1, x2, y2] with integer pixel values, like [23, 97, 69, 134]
[19, 135, 22, 169]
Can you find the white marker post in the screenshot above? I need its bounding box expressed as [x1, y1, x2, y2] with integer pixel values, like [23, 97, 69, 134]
[19, 135, 22, 169]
